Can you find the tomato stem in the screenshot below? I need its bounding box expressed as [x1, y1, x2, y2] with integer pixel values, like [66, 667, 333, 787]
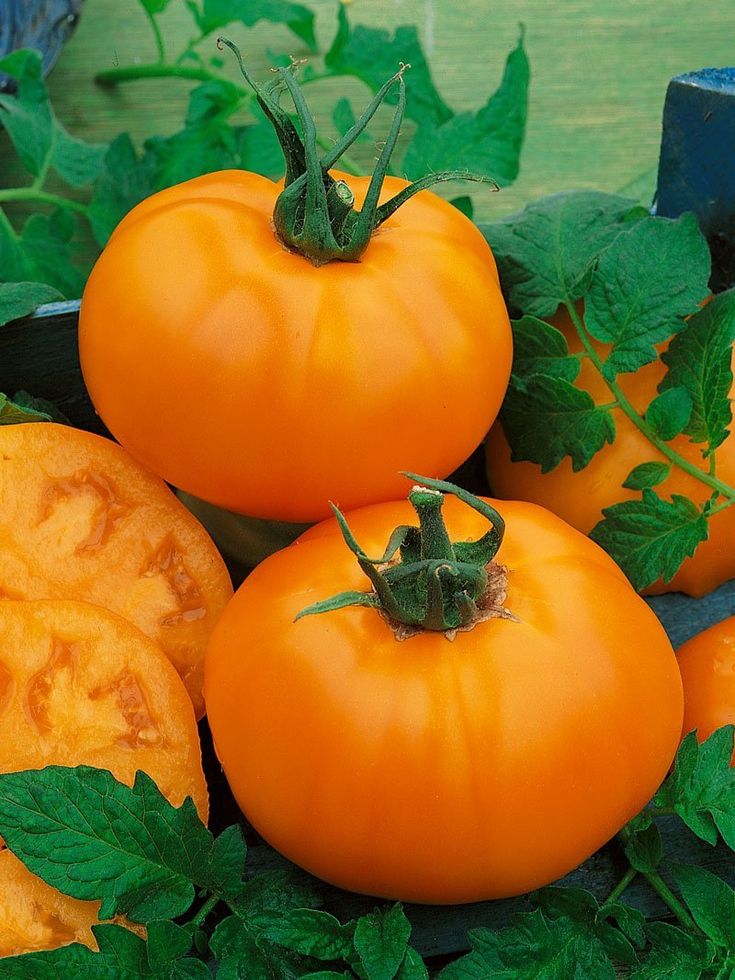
[642, 869, 698, 932]
[219, 38, 498, 264]
[296, 475, 508, 633]
[189, 892, 219, 928]
[564, 299, 735, 507]
[603, 866, 637, 905]
[0, 188, 89, 216]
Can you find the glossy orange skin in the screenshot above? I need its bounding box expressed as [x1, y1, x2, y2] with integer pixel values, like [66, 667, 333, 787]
[79, 171, 512, 522]
[486, 305, 735, 596]
[205, 495, 683, 903]
[678, 617, 735, 760]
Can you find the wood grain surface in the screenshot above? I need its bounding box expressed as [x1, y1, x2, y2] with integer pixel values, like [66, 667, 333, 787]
[2, 0, 734, 224]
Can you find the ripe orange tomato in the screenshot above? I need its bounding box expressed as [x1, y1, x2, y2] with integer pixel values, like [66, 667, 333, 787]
[678, 617, 735, 758]
[0, 423, 233, 717]
[79, 171, 511, 522]
[486, 305, 735, 597]
[205, 490, 682, 903]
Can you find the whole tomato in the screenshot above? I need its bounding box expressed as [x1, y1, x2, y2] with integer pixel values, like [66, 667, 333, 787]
[205, 476, 682, 903]
[79, 66, 511, 523]
[678, 617, 735, 757]
[486, 304, 735, 597]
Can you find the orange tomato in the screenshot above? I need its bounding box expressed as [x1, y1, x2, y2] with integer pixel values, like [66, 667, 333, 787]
[678, 617, 735, 757]
[79, 171, 511, 522]
[0, 423, 232, 717]
[205, 492, 682, 903]
[486, 305, 735, 596]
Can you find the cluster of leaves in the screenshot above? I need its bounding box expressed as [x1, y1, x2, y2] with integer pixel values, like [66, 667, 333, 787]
[481, 191, 735, 590]
[3, 728, 735, 976]
[0, 0, 529, 307]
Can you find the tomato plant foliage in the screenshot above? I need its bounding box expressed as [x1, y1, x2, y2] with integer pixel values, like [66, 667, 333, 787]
[2, 731, 735, 976]
[482, 191, 735, 590]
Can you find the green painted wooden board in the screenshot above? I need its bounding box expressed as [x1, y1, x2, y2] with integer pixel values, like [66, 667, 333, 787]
[3, 0, 735, 229]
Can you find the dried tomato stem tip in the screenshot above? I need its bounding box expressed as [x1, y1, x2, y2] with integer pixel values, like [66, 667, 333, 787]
[217, 37, 499, 265]
[295, 475, 507, 631]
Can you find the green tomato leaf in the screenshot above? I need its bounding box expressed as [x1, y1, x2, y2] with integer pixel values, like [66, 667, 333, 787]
[9, 391, 68, 423]
[510, 315, 580, 383]
[621, 814, 663, 873]
[0, 209, 85, 298]
[0, 281, 62, 326]
[0, 923, 210, 978]
[146, 921, 195, 969]
[630, 922, 717, 980]
[0, 49, 53, 177]
[238, 102, 285, 178]
[207, 824, 248, 899]
[438, 911, 616, 980]
[450, 196, 474, 219]
[654, 727, 735, 849]
[500, 373, 615, 472]
[480, 190, 642, 317]
[325, 4, 451, 129]
[264, 909, 356, 961]
[533, 887, 640, 966]
[402, 28, 528, 185]
[0, 391, 53, 424]
[597, 903, 646, 951]
[88, 134, 156, 246]
[332, 96, 375, 147]
[211, 914, 311, 979]
[645, 387, 692, 441]
[17, 209, 86, 298]
[395, 948, 429, 980]
[199, 0, 317, 51]
[589, 488, 708, 590]
[0, 766, 241, 923]
[51, 125, 108, 188]
[585, 213, 711, 379]
[671, 864, 735, 949]
[228, 870, 319, 929]
[0, 49, 106, 187]
[301, 974, 354, 980]
[622, 461, 671, 491]
[354, 904, 411, 980]
[660, 289, 735, 454]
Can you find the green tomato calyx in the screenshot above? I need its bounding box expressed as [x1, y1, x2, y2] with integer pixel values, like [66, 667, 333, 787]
[296, 475, 512, 636]
[218, 38, 498, 265]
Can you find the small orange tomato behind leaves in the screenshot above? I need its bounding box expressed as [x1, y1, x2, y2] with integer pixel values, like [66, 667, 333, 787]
[0, 423, 233, 718]
[678, 616, 735, 758]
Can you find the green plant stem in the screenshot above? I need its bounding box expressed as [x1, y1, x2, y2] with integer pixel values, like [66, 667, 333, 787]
[144, 8, 166, 64]
[0, 188, 89, 216]
[644, 870, 698, 932]
[96, 63, 216, 86]
[565, 300, 735, 505]
[190, 892, 219, 928]
[603, 866, 637, 905]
